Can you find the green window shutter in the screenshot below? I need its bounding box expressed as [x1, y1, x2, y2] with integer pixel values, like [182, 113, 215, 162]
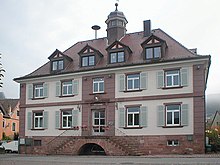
[28, 84, 33, 99]
[56, 81, 61, 97]
[43, 83, 49, 98]
[181, 68, 188, 86]
[156, 71, 164, 88]
[73, 80, 79, 95]
[157, 105, 165, 127]
[118, 107, 125, 128]
[27, 112, 32, 130]
[72, 109, 79, 127]
[140, 106, 148, 127]
[43, 111, 48, 129]
[55, 111, 60, 129]
[119, 75, 125, 92]
[181, 104, 189, 126]
[140, 72, 147, 90]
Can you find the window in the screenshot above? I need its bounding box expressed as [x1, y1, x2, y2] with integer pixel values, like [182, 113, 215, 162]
[62, 81, 73, 96]
[81, 55, 95, 67]
[52, 60, 64, 71]
[110, 51, 125, 63]
[62, 110, 72, 128]
[93, 78, 104, 93]
[145, 47, 161, 60]
[165, 70, 180, 87]
[127, 74, 140, 91]
[17, 111, 19, 116]
[34, 112, 43, 129]
[127, 107, 140, 127]
[34, 84, 44, 98]
[12, 123, 16, 131]
[166, 105, 180, 126]
[34, 140, 42, 146]
[2, 120, 5, 128]
[167, 140, 179, 146]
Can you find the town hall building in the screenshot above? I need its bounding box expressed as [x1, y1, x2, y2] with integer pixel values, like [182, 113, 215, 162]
[14, 4, 211, 155]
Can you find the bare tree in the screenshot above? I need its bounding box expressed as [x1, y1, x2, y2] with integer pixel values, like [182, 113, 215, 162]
[0, 53, 5, 88]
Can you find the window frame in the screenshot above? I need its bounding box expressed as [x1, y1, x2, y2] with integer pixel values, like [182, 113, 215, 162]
[52, 59, 64, 71]
[145, 46, 162, 60]
[126, 73, 140, 91]
[165, 70, 180, 88]
[33, 111, 44, 129]
[165, 104, 181, 126]
[126, 106, 140, 127]
[61, 80, 73, 96]
[93, 78, 104, 94]
[109, 51, 125, 64]
[81, 55, 95, 67]
[12, 122, 16, 131]
[33, 83, 44, 99]
[167, 140, 179, 146]
[61, 110, 72, 129]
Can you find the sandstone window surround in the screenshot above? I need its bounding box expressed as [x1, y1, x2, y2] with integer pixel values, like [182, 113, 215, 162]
[27, 110, 48, 130]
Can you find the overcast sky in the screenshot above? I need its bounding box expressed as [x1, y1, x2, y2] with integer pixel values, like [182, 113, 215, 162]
[0, 0, 220, 98]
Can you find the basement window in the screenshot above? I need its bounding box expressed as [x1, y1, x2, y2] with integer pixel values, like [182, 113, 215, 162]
[167, 140, 179, 146]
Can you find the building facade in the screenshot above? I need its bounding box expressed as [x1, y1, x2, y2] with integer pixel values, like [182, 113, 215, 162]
[14, 4, 210, 155]
[0, 99, 20, 140]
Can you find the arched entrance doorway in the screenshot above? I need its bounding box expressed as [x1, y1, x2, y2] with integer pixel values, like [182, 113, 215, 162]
[78, 143, 106, 155]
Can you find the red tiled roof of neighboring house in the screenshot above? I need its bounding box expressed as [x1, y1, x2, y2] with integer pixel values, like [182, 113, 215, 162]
[0, 99, 19, 118]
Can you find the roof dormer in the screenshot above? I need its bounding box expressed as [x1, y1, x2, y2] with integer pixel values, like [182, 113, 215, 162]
[48, 49, 72, 73]
[78, 45, 103, 67]
[106, 40, 132, 64]
[141, 35, 167, 62]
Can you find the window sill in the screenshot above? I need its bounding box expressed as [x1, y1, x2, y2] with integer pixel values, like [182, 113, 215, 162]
[31, 128, 45, 131]
[59, 127, 79, 130]
[89, 92, 106, 95]
[31, 97, 46, 100]
[162, 86, 183, 90]
[124, 89, 143, 93]
[162, 126, 183, 128]
[123, 126, 143, 129]
[59, 95, 75, 98]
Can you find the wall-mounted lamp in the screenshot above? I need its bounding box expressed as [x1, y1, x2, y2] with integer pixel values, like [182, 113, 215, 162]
[108, 74, 112, 78]
[77, 104, 81, 111]
[83, 77, 87, 81]
[196, 65, 200, 70]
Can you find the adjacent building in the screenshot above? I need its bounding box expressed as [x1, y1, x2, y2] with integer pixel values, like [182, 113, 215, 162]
[14, 4, 210, 155]
[0, 99, 20, 140]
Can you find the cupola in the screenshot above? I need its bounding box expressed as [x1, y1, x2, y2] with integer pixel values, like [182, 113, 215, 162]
[105, 3, 128, 45]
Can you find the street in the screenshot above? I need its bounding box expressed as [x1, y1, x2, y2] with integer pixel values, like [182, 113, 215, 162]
[0, 154, 220, 165]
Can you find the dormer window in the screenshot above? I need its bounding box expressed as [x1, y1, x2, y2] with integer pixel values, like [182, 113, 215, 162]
[52, 60, 64, 71]
[82, 55, 95, 67]
[106, 41, 132, 64]
[48, 49, 73, 73]
[110, 51, 125, 63]
[78, 45, 103, 67]
[141, 35, 167, 62]
[145, 46, 161, 60]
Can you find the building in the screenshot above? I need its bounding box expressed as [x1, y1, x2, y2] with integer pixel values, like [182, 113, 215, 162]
[207, 111, 220, 130]
[0, 99, 20, 140]
[14, 4, 210, 155]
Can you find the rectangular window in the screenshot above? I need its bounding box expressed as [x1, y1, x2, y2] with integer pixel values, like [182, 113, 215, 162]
[62, 110, 72, 128]
[34, 140, 42, 146]
[165, 70, 180, 87]
[34, 112, 43, 129]
[145, 47, 161, 60]
[52, 60, 64, 71]
[167, 140, 179, 146]
[110, 51, 125, 63]
[127, 74, 140, 91]
[127, 107, 140, 127]
[2, 120, 5, 128]
[82, 55, 95, 66]
[166, 105, 180, 126]
[93, 78, 104, 93]
[62, 81, 73, 96]
[34, 84, 44, 98]
[12, 123, 16, 131]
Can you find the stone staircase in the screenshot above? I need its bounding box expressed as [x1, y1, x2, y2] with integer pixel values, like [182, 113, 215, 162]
[47, 135, 145, 156]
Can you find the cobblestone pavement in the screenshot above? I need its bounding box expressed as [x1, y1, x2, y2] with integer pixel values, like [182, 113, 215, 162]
[0, 154, 220, 165]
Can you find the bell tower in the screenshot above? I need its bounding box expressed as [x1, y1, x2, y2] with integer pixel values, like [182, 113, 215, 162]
[105, 3, 128, 45]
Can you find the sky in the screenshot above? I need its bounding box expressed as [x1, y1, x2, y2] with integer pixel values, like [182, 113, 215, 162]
[0, 0, 220, 98]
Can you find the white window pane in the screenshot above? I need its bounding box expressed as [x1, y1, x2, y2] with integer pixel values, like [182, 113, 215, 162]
[174, 112, 180, 124]
[146, 48, 153, 59]
[93, 83, 98, 92]
[134, 79, 140, 89]
[128, 114, 133, 126]
[154, 47, 161, 58]
[110, 53, 117, 63]
[118, 52, 125, 62]
[173, 75, 180, 86]
[166, 76, 172, 86]
[167, 112, 172, 124]
[52, 61, 57, 70]
[58, 60, 64, 70]
[89, 56, 95, 66]
[134, 114, 139, 125]
[82, 57, 88, 66]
